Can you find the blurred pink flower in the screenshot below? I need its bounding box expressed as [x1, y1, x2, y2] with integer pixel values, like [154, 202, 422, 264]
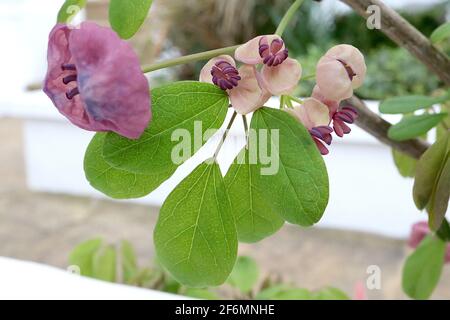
[44, 22, 151, 139]
[316, 44, 366, 101]
[353, 281, 367, 300]
[235, 35, 302, 95]
[286, 98, 333, 155]
[408, 221, 450, 263]
[199, 55, 270, 114]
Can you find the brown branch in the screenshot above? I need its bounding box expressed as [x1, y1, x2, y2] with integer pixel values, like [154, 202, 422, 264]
[343, 96, 430, 159]
[340, 0, 450, 85]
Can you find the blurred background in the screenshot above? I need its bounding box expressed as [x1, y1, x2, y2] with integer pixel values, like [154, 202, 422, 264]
[0, 0, 449, 299]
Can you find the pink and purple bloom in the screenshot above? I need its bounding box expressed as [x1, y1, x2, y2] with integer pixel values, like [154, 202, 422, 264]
[200, 55, 271, 114]
[286, 98, 333, 155]
[44, 22, 151, 139]
[235, 35, 302, 95]
[312, 85, 359, 137]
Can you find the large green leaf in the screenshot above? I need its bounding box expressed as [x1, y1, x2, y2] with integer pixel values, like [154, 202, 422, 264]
[103, 82, 229, 175]
[84, 133, 170, 199]
[392, 149, 417, 178]
[68, 238, 102, 277]
[430, 22, 450, 44]
[249, 107, 329, 226]
[57, 0, 87, 23]
[388, 113, 447, 141]
[402, 235, 446, 300]
[413, 133, 449, 216]
[225, 148, 284, 242]
[380, 94, 449, 114]
[227, 256, 259, 294]
[109, 0, 154, 39]
[93, 245, 117, 283]
[154, 162, 237, 287]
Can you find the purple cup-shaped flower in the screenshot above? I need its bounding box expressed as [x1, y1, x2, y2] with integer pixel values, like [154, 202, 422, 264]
[44, 22, 151, 139]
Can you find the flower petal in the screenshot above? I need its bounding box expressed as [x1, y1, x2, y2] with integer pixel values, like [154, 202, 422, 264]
[325, 44, 367, 89]
[228, 65, 270, 115]
[199, 55, 236, 84]
[235, 35, 282, 65]
[311, 85, 340, 115]
[69, 22, 151, 139]
[43, 24, 90, 130]
[261, 58, 301, 95]
[316, 55, 353, 101]
[287, 98, 330, 130]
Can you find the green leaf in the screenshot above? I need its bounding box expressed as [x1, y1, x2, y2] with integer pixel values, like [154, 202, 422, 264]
[93, 245, 117, 283]
[436, 219, 450, 242]
[313, 287, 350, 300]
[402, 235, 446, 300]
[413, 133, 449, 212]
[121, 240, 138, 283]
[103, 82, 229, 176]
[388, 113, 447, 141]
[109, 0, 154, 39]
[431, 22, 450, 44]
[227, 256, 259, 293]
[225, 148, 284, 242]
[68, 238, 102, 277]
[183, 288, 220, 300]
[84, 133, 170, 199]
[255, 285, 312, 300]
[392, 149, 417, 178]
[427, 153, 450, 230]
[249, 107, 329, 226]
[57, 0, 87, 23]
[380, 95, 450, 114]
[154, 162, 238, 287]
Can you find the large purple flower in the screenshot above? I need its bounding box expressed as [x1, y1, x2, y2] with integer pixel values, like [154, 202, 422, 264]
[44, 22, 151, 139]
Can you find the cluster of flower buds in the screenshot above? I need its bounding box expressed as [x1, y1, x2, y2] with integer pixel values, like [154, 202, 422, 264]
[201, 38, 366, 155]
[287, 45, 366, 155]
[200, 35, 302, 115]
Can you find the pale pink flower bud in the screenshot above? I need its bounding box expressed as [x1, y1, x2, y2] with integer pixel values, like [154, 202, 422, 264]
[316, 44, 366, 101]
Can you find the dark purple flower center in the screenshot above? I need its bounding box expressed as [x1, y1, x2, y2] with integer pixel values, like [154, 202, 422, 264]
[309, 126, 333, 156]
[337, 59, 356, 81]
[333, 106, 358, 124]
[211, 61, 241, 91]
[259, 37, 288, 67]
[332, 106, 358, 137]
[310, 126, 333, 145]
[61, 64, 80, 100]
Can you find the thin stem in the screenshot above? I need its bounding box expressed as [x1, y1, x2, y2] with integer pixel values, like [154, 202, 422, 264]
[213, 111, 238, 160]
[301, 73, 316, 81]
[242, 115, 249, 148]
[279, 95, 285, 109]
[141, 45, 240, 73]
[288, 95, 304, 105]
[275, 0, 305, 36]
